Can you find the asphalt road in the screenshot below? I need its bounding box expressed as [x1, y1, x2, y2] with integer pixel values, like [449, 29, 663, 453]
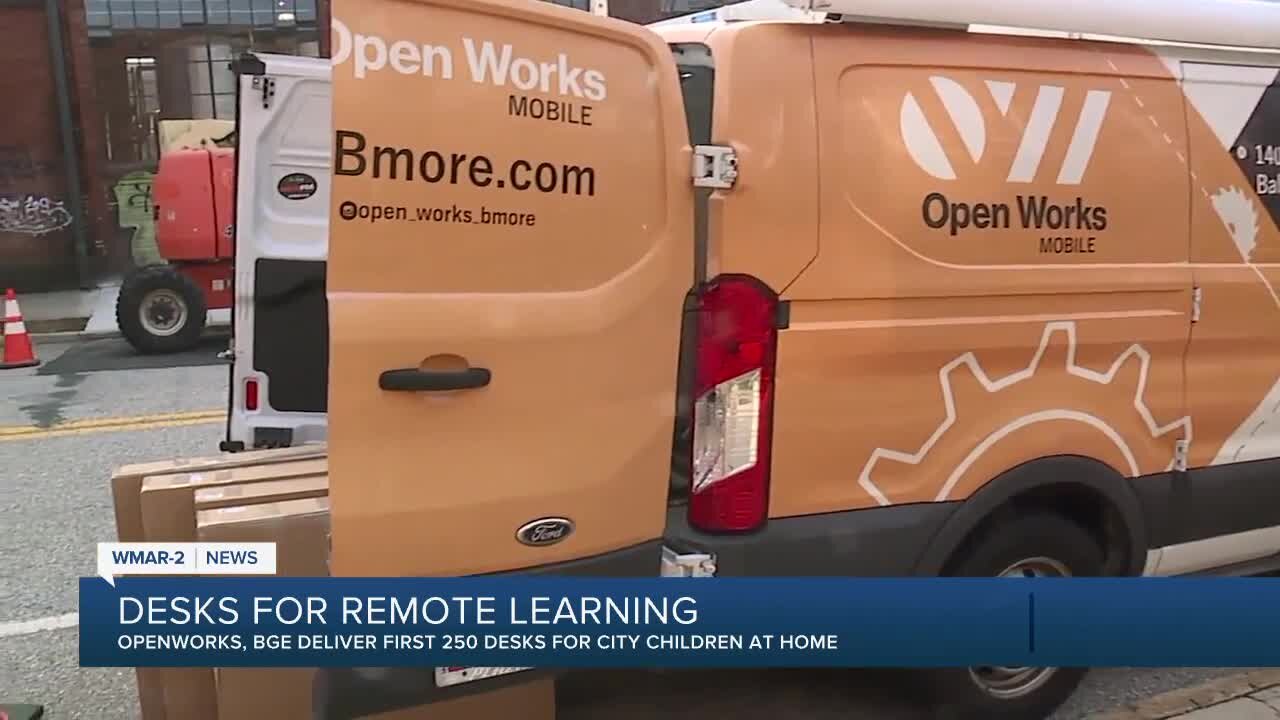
[0, 335, 1255, 718]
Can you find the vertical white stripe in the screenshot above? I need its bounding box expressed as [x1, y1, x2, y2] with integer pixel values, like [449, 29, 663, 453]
[900, 92, 957, 180]
[930, 75, 986, 162]
[1057, 90, 1112, 185]
[985, 80, 1015, 115]
[1007, 85, 1064, 183]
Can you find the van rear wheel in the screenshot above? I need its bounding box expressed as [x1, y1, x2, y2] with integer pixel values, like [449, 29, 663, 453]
[927, 512, 1103, 720]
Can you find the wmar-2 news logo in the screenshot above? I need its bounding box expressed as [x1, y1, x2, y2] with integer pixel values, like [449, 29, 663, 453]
[95, 542, 277, 585]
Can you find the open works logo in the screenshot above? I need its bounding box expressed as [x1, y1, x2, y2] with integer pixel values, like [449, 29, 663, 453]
[329, 17, 607, 101]
[900, 75, 1113, 185]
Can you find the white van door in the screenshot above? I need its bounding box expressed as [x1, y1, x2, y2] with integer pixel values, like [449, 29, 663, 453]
[222, 52, 333, 452]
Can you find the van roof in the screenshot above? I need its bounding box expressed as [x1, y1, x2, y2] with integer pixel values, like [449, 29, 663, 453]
[650, 0, 1280, 55]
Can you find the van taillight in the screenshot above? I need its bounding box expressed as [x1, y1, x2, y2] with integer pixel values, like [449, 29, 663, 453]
[688, 275, 778, 533]
[245, 379, 259, 411]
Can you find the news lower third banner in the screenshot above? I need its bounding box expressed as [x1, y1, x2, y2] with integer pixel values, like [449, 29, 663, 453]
[79, 576, 1280, 668]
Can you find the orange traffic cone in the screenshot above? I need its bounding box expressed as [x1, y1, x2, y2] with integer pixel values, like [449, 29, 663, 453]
[1, 288, 39, 369]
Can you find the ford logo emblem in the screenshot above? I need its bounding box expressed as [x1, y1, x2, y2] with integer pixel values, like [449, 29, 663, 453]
[516, 518, 574, 547]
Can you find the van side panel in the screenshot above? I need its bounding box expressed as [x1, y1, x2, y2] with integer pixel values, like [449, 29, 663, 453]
[703, 24, 818, 289]
[772, 26, 1194, 517]
[1182, 59, 1280, 470]
[1162, 55, 1280, 572]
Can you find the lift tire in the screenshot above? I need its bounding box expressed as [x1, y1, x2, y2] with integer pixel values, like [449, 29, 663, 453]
[925, 512, 1104, 720]
[116, 264, 208, 354]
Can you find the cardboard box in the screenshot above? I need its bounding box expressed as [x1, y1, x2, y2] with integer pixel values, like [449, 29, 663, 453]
[111, 445, 327, 543]
[367, 680, 556, 720]
[213, 670, 556, 720]
[140, 458, 329, 542]
[140, 468, 327, 720]
[193, 475, 329, 511]
[109, 445, 325, 720]
[196, 496, 330, 576]
[213, 668, 316, 719]
[203, 497, 330, 720]
[215, 669, 555, 720]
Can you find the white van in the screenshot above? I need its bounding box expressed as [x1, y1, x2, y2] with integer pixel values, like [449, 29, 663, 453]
[220, 52, 333, 452]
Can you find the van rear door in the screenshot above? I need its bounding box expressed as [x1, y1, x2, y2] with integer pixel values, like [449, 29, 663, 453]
[224, 52, 332, 452]
[326, 0, 694, 578]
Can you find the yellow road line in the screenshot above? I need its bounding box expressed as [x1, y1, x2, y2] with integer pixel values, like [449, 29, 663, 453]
[0, 410, 225, 441]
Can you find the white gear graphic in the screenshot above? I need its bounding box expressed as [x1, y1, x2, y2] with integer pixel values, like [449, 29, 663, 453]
[1210, 186, 1261, 262]
[856, 321, 1193, 506]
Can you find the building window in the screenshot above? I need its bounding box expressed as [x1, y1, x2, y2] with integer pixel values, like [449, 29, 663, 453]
[125, 56, 160, 163]
[187, 41, 237, 119]
[545, 0, 591, 10]
[661, 0, 735, 14]
[86, 0, 321, 33]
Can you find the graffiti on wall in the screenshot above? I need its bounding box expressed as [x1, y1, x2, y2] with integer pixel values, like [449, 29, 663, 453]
[0, 193, 73, 236]
[0, 146, 72, 239]
[0, 146, 55, 185]
[113, 171, 160, 265]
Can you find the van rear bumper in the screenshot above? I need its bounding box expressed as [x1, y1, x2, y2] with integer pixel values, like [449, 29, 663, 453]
[662, 501, 958, 577]
[313, 503, 957, 716]
[311, 539, 662, 719]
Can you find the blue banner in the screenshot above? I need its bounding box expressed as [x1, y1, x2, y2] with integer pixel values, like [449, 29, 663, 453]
[78, 576, 1280, 668]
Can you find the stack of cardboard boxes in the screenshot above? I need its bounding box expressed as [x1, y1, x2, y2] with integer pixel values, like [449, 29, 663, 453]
[109, 445, 555, 720]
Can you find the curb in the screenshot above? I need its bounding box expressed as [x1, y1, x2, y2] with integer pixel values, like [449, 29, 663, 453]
[1088, 670, 1280, 719]
[24, 318, 90, 335]
[28, 325, 233, 343]
[29, 329, 121, 342]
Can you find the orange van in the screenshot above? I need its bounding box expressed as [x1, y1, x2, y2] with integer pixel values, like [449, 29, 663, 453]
[316, 0, 1280, 717]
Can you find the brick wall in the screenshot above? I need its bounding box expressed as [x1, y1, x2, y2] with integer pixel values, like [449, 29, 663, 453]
[63, 0, 116, 278]
[0, 0, 694, 292]
[0, 0, 112, 293]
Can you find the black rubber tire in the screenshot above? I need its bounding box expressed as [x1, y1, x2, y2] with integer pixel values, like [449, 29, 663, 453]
[926, 512, 1105, 720]
[116, 264, 208, 354]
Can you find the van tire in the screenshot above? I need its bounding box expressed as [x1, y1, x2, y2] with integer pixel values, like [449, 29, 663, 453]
[926, 512, 1104, 720]
[116, 264, 208, 354]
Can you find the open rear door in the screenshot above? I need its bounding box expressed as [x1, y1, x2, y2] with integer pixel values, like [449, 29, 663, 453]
[320, 0, 694, 710]
[327, 0, 693, 576]
[225, 52, 332, 452]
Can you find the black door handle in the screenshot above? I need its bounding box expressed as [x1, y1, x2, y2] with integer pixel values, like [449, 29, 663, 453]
[378, 367, 491, 392]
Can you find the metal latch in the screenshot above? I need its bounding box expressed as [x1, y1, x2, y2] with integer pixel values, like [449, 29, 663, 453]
[1191, 286, 1202, 323]
[692, 144, 738, 189]
[252, 76, 276, 109]
[661, 546, 717, 577]
[1174, 439, 1189, 472]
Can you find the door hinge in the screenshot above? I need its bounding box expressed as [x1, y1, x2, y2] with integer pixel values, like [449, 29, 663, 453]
[1174, 439, 1189, 472]
[1191, 286, 1202, 323]
[692, 144, 738, 189]
[251, 76, 276, 109]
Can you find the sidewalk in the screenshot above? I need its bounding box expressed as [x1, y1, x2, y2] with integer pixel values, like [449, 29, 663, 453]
[1090, 670, 1280, 720]
[15, 283, 119, 335]
[12, 282, 230, 338]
